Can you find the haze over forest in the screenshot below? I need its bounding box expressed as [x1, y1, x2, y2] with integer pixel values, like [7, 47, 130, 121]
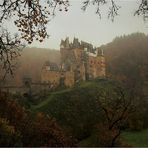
[0, 0, 148, 147]
[4, 33, 148, 90]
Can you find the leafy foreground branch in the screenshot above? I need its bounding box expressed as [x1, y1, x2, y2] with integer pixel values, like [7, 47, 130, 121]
[0, 0, 69, 77]
[0, 0, 70, 44]
[82, 0, 148, 21]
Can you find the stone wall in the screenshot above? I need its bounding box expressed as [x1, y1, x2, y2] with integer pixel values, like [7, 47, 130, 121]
[41, 70, 61, 87]
[87, 55, 106, 79]
[64, 71, 75, 87]
[41, 68, 75, 88]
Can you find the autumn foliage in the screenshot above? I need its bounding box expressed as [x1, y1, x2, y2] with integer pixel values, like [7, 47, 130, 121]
[0, 91, 74, 147]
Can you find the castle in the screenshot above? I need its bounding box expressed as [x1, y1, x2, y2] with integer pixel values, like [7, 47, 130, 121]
[41, 37, 106, 88]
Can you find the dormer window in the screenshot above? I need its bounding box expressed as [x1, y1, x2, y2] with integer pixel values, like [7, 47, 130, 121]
[46, 66, 50, 71]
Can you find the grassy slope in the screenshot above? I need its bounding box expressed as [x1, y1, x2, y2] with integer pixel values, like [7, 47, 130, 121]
[31, 88, 72, 110]
[31, 79, 111, 139]
[122, 129, 148, 147]
[32, 78, 114, 114]
[32, 79, 102, 112]
[79, 129, 148, 147]
[31, 78, 124, 141]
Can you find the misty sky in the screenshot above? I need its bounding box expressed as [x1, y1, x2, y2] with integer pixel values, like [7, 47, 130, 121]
[6, 0, 148, 49]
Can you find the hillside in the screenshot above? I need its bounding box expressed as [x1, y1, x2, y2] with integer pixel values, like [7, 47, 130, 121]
[102, 33, 148, 96]
[4, 47, 60, 86]
[31, 78, 123, 140]
[103, 33, 148, 84]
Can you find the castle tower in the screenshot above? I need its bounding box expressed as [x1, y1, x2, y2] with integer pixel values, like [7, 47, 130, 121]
[60, 40, 65, 49]
[73, 37, 80, 48]
[65, 37, 70, 49]
[96, 48, 106, 77]
[60, 37, 70, 49]
[60, 37, 70, 68]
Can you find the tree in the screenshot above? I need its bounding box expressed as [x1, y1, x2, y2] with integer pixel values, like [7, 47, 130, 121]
[95, 83, 133, 146]
[0, 91, 75, 147]
[0, 117, 22, 146]
[0, 28, 23, 80]
[23, 112, 74, 147]
[82, 0, 148, 21]
[0, 0, 69, 78]
[0, 0, 70, 44]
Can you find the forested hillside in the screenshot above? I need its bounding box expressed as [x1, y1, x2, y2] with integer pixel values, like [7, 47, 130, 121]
[102, 33, 148, 96]
[103, 33, 148, 84]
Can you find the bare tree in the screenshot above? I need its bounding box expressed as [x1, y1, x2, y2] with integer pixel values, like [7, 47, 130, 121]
[82, 0, 148, 21]
[96, 85, 134, 146]
[0, 28, 24, 80]
[82, 0, 120, 21]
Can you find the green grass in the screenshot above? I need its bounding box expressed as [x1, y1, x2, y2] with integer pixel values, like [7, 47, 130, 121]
[32, 78, 111, 113]
[31, 88, 72, 110]
[79, 129, 148, 147]
[31, 78, 127, 140]
[31, 78, 119, 138]
[122, 129, 148, 147]
[78, 134, 99, 147]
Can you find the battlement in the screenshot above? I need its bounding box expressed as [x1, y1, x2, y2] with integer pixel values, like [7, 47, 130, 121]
[60, 37, 97, 53]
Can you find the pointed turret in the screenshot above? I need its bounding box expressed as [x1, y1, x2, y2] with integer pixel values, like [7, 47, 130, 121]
[73, 37, 80, 48]
[60, 39, 65, 49]
[60, 37, 70, 49]
[65, 37, 70, 48]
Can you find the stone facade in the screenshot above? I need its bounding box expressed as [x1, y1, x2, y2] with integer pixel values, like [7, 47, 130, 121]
[41, 62, 75, 88]
[41, 37, 106, 87]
